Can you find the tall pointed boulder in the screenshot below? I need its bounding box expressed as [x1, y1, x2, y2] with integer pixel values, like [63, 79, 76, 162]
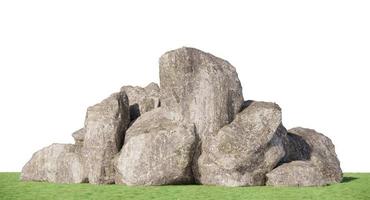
[81, 91, 130, 184]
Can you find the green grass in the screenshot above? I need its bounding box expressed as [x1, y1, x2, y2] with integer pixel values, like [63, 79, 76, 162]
[0, 173, 369, 200]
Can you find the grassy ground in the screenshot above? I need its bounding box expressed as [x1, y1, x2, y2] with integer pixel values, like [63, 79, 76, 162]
[0, 173, 369, 200]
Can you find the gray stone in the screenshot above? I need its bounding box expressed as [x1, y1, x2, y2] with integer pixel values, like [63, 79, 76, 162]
[21, 143, 85, 183]
[266, 161, 329, 186]
[82, 91, 130, 184]
[197, 101, 287, 186]
[115, 108, 196, 185]
[121, 82, 160, 122]
[159, 47, 244, 182]
[267, 127, 342, 186]
[72, 128, 85, 146]
[159, 47, 244, 141]
[20, 47, 343, 187]
[56, 151, 86, 183]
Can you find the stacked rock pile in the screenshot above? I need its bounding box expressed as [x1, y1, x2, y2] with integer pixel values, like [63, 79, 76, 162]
[21, 47, 342, 186]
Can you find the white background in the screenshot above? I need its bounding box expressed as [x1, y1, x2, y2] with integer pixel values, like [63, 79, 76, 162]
[0, 0, 369, 172]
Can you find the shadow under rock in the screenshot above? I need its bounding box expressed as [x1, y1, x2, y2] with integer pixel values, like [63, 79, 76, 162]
[341, 177, 358, 183]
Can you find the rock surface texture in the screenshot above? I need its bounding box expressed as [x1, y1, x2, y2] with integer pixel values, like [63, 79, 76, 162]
[72, 128, 85, 146]
[21, 144, 85, 183]
[159, 47, 244, 141]
[21, 47, 342, 187]
[266, 127, 342, 186]
[82, 91, 130, 184]
[115, 108, 196, 185]
[121, 82, 160, 122]
[159, 47, 244, 182]
[197, 101, 287, 186]
[266, 161, 329, 186]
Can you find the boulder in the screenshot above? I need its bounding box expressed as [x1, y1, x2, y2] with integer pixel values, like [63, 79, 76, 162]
[267, 127, 342, 186]
[21, 143, 85, 183]
[159, 47, 244, 182]
[115, 108, 197, 185]
[159, 47, 244, 141]
[121, 82, 160, 122]
[266, 161, 329, 186]
[82, 91, 130, 184]
[197, 101, 287, 186]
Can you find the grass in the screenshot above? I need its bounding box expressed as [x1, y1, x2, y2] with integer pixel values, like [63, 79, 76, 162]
[0, 173, 369, 200]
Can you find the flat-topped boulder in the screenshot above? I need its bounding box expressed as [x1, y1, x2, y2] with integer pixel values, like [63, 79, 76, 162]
[266, 161, 329, 186]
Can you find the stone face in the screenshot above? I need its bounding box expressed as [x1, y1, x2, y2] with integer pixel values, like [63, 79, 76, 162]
[197, 101, 287, 186]
[82, 91, 130, 184]
[266, 161, 328, 186]
[115, 108, 196, 185]
[56, 151, 86, 183]
[121, 82, 160, 122]
[159, 47, 244, 141]
[21, 143, 85, 183]
[267, 127, 342, 186]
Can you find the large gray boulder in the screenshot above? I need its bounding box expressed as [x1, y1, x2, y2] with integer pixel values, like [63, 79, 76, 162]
[197, 101, 287, 186]
[159, 47, 244, 141]
[159, 47, 244, 182]
[121, 82, 160, 122]
[82, 91, 130, 184]
[266, 127, 342, 186]
[115, 108, 197, 185]
[21, 143, 85, 183]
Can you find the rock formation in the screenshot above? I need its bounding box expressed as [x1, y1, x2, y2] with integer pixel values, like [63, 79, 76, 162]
[21, 47, 342, 187]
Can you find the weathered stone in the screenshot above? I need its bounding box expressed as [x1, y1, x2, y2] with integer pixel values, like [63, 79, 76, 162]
[21, 143, 85, 183]
[159, 47, 244, 141]
[267, 127, 342, 186]
[72, 128, 85, 146]
[266, 161, 329, 186]
[197, 101, 287, 186]
[159, 47, 244, 183]
[121, 82, 160, 122]
[56, 151, 86, 183]
[82, 91, 130, 184]
[115, 108, 196, 185]
[20, 47, 343, 187]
